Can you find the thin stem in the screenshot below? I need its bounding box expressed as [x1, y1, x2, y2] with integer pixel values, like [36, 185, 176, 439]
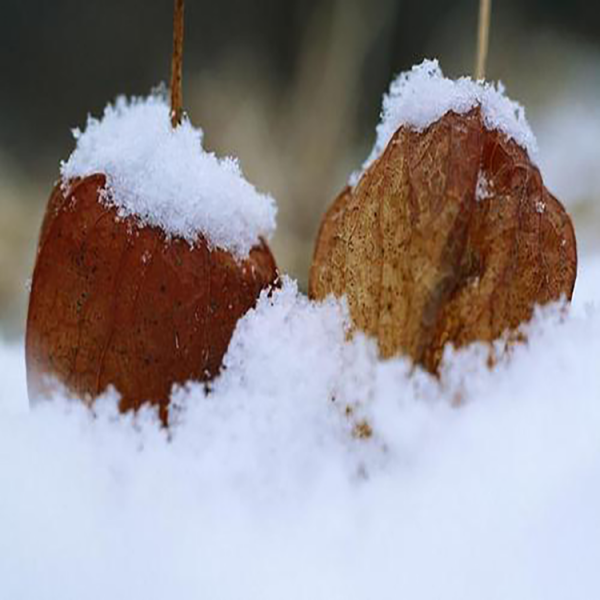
[170, 0, 185, 127]
[475, 0, 491, 80]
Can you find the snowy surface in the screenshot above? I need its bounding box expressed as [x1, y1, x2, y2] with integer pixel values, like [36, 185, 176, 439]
[61, 95, 277, 258]
[351, 59, 538, 185]
[1, 255, 600, 600]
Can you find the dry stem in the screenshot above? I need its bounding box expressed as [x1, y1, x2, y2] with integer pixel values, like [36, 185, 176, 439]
[170, 0, 185, 127]
[475, 0, 491, 80]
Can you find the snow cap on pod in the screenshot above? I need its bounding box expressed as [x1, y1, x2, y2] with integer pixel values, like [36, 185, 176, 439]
[61, 94, 277, 259]
[351, 59, 538, 185]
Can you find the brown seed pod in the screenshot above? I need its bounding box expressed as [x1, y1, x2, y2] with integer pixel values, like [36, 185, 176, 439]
[26, 174, 278, 422]
[309, 108, 577, 373]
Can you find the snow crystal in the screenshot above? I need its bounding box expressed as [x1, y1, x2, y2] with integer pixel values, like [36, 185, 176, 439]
[475, 170, 492, 202]
[61, 95, 277, 258]
[2, 258, 600, 599]
[351, 59, 538, 186]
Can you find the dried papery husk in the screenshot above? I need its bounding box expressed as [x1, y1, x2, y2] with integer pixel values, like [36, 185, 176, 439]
[26, 174, 278, 422]
[310, 108, 577, 373]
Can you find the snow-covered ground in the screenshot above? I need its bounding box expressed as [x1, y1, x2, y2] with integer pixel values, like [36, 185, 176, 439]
[1, 252, 599, 600]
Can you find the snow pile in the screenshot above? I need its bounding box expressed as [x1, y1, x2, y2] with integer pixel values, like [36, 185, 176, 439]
[1, 257, 600, 599]
[352, 59, 537, 185]
[61, 95, 277, 258]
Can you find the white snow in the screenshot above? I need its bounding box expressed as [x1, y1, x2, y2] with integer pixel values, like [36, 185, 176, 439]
[351, 59, 538, 186]
[475, 170, 492, 202]
[61, 95, 277, 258]
[1, 255, 600, 600]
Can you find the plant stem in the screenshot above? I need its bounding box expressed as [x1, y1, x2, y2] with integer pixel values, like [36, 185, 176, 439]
[170, 0, 185, 127]
[475, 0, 491, 80]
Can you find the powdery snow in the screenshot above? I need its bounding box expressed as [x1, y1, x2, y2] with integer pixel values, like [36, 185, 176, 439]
[1, 256, 600, 600]
[351, 59, 538, 185]
[61, 95, 277, 258]
[475, 170, 492, 202]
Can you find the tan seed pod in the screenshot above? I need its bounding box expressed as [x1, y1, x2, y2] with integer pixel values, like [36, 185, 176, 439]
[310, 108, 577, 373]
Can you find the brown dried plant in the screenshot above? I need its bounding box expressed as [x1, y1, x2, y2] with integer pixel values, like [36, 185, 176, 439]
[310, 108, 577, 373]
[26, 175, 277, 422]
[25, 0, 279, 423]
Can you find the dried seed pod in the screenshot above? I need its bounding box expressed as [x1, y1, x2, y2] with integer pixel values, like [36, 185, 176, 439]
[310, 108, 577, 372]
[26, 174, 278, 422]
